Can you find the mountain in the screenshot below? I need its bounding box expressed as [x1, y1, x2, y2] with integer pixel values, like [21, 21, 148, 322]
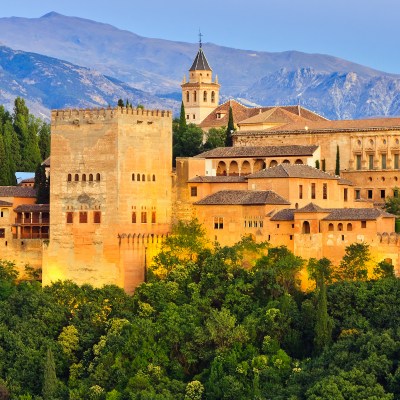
[0, 45, 177, 119]
[0, 12, 399, 119]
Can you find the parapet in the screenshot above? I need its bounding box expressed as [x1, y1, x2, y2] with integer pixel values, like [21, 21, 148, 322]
[51, 106, 172, 125]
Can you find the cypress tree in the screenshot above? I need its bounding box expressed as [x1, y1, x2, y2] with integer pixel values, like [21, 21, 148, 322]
[38, 121, 51, 161]
[0, 136, 10, 186]
[5, 121, 20, 181]
[225, 106, 234, 147]
[42, 348, 58, 400]
[35, 163, 50, 204]
[117, 98, 124, 107]
[335, 145, 340, 176]
[179, 101, 187, 134]
[315, 160, 320, 169]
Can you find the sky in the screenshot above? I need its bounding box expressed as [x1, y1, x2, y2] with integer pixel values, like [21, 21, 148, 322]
[1, 0, 400, 74]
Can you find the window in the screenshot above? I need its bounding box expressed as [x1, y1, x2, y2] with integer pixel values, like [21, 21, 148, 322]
[311, 183, 316, 199]
[214, 217, 224, 229]
[152, 175, 156, 182]
[356, 155, 362, 170]
[142, 174, 145, 181]
[186, 114, 189, 120]
[132, 173, 135, 181]
[96, 173, 101, 181]
[191, 186, 198, 197]
[93, 211, 101, 224]
[344, 188, 348, 202]
[193, 114, 195, 119]
[381, 189, 386, 199]
[137, 174, 141, 181]
[141, 212, 147, 223]
[152, 211, 156, 224]
[79, 212, 88, 223]
[0, 228, 5, 238]
[132, 212, 137, 223]
[203, 91, 207, 102]
[328, 223, 334, 231]
[368, 190, 373, 199]
[394, 189, 399, 198]
[67, 174, 72, 182]
[75, 174, 79, 181]
[369, 155, 374, 170]
[323, 183, 328, 199]
[382, 154, 387, 169]
[66, 212, 73, 224]
[355, 189, 361, 200]
[347, 223, 353, 231]
[290, 235, 293, 240]
[211, 91, 215, 103]
[361, 220, 367, 228]
[395, 154, 399, 169]
[89, 174, 93, 182]
[260, 221, 263, 228]
[82, 174, 86, 182]
[186, 91, 189, 102]
[302, 221, 310, 234]
[338, 223, 343, 231]
[299, 185, 303, 199]
[193, 91, 197, 102]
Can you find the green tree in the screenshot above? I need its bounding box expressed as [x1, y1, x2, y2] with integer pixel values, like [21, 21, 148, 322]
[374, 260, 395, 279]
[179, 101, 187, 134]
[35, 163, 50, 204]
[0, 135, 10, 185]
[225, 106, 234, 147]
[383, 188, 400, 216]
[42, 347, 58, 400]
[117, 99, 124, 107]
[38, 121, 50, 161]
[335, 144, 340, 176]
[202, 127, 226, 151]
[336, 242, 370, 281]
[173, 123, 203, 163]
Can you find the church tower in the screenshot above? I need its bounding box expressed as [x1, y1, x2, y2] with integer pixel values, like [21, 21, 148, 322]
[181, 40, 220, 125]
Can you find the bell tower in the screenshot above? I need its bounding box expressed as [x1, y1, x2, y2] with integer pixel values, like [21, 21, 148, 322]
[181, 35, 220, 125]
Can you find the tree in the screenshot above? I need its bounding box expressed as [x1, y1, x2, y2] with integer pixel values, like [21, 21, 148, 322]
[38, 121, 50, 161]
[202, 127, 226, 151]
[35, 163, 50, 204]
[42, 348, 58, 400]
[117, 99, 124, 107]
[173, 123, 203, 163]
[374, 260, 395, 279]
[336, 242, 370, 281]
[179, 101, 187, 134]
[335, 145, 340, 176]
[383, 188, 400, 216]
[0, 135, 10, 185]
[225, 106, 234, 147]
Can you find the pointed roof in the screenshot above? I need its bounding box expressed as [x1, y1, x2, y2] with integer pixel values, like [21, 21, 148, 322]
[189, 47, 212, 71]
[194, 190, 290, 205]
[295, 203, 328, 213]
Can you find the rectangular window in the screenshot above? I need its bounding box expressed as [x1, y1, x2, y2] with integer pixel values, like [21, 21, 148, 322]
[190, 186, 198, 197]
[381, 189, 386, 199]
[254, 221, 258, 228]
[152, 211, 156, 224]
[66, 212, 74, 224]
[369, 154, 374, 170]
[356, 154, 362, 170]
[259, 221, 263, 228]
[0, 211, 3, 218]
[344, 188, 348, 202]
[323, 183, 328, 200]
[186, 114, 189, 120]
[79, 212, 87, 223]
[0, 228, 5, 238]
[299, 185, 303, 199]
[248, 221, 253, 228]
[367, 190, 373, 199]
[244, 220, 247, 228]
[93, 211, 101, 224]
[311, 183, 316, 199]
[361, 220, 367, 228]
[132, 212, 137, 223]
[394, 189, 399, 198]
[290, 235, 293, 240]
[395, 154, 399, 169]
[355, 189, 361, 200]
[382, 154, 387, 169]
[141, 212, 147, 223]
[214, 217, 223, 229]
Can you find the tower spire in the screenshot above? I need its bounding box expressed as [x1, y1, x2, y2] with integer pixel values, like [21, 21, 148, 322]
[199, 29, 203, 48]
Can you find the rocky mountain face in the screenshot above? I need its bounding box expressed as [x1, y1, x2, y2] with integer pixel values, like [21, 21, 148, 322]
[0, 12, 399, 119]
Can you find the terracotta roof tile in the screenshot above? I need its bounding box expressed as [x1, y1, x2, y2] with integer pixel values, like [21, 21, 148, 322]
[270, 209, 295, 221]
[14, 204, 50, 213]
[0, 200, 13, 207]
[194, 145, 319, 159]
[248, 164, 338, 180]
[295, 203, 328, 213]
[323, 208, 394, 221]
[238, 107, 314, 126]
[188, 176, 247, 183]
[42, 156, 50, 167]
[0, 186, 37, 198]
[194, 190, 290, 205]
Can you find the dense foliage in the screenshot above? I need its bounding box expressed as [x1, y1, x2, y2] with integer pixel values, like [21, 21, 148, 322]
[0, 224, 399, 399]
[0, 98, 50, 185]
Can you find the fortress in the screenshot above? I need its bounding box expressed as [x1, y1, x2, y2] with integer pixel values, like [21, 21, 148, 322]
[1, 45, 400, 289]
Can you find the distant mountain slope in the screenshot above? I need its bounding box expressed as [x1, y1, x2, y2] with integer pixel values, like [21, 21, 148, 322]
[0, 12, 399, 119]
[0, 45, 178, 119]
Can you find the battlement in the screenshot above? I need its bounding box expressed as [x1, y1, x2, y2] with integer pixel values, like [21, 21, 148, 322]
[51, 106, 172, 125]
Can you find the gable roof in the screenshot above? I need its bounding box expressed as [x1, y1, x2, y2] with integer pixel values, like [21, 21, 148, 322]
[194, 145, 319, 159]
[189, 48, 212, 71]
[0, 186, 37, 198]
[247, 164, 338, 180]
[295, 203, 328, 213]
[0, 200, 13, 207]
[194, 190, 290, 206]
[270, 209, 295, 221]
[238, 107, 313, 126]
[323, 208, 394, 221]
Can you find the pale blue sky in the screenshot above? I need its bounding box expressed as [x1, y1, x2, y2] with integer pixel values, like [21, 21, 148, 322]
[1, 0, 399, 74]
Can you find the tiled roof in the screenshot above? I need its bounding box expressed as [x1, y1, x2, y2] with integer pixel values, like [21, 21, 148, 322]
[295, 203, 328, 213]
[194, 190, 290, 205]
[19, 178, 35, 184]
[270, 209, 295, 221]
[238, 107, 313, 126]
[188, 176, 247, 183]
[14, 204, 50, 213]
[0, 186, 37, 198]
[194, 145, 319, 159]
[234, 117, 400, 136]
[189, 48, 211, 71]
[0, 200, 13, 207]
[247, 164, 338, 180]
[323, 208, 394, 221]
[42, 156, 50, 167]
[338, 178, 354, 186]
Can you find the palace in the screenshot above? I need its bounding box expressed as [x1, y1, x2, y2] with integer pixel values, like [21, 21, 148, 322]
[1, 45, 400, 290]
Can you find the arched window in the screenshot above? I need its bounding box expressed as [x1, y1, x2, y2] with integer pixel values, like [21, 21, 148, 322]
[194, 91, 197, 102]
[67, 174, 72, 182]
[142, 174, 146, 181]
[217, 161, 227, 176]
[282, 159, 290, 164]
[302, 221, 311, 234]
[96, 173, 101, 181]
[137, 174, 141, 181]
[269, 160, 278, 167]
[203, 91, 207, 102]
[74, 174, 79, 181]
[211, 91, 215, 103]
[254, 159, 266, 172]
[328, 223, 334, 231]
[152, 175, 156, 182]
[186, 91, 189, 102]
[241, 160, 251, 175]
[295, 159, 303, 165]
[82, 174, 86, 182]
[132, 173, 135, 181]
[89, 174, 93, 182]
[347, 223, 353, 231]
[338, 223, 343, 231]
[229, 161, 239, 176]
